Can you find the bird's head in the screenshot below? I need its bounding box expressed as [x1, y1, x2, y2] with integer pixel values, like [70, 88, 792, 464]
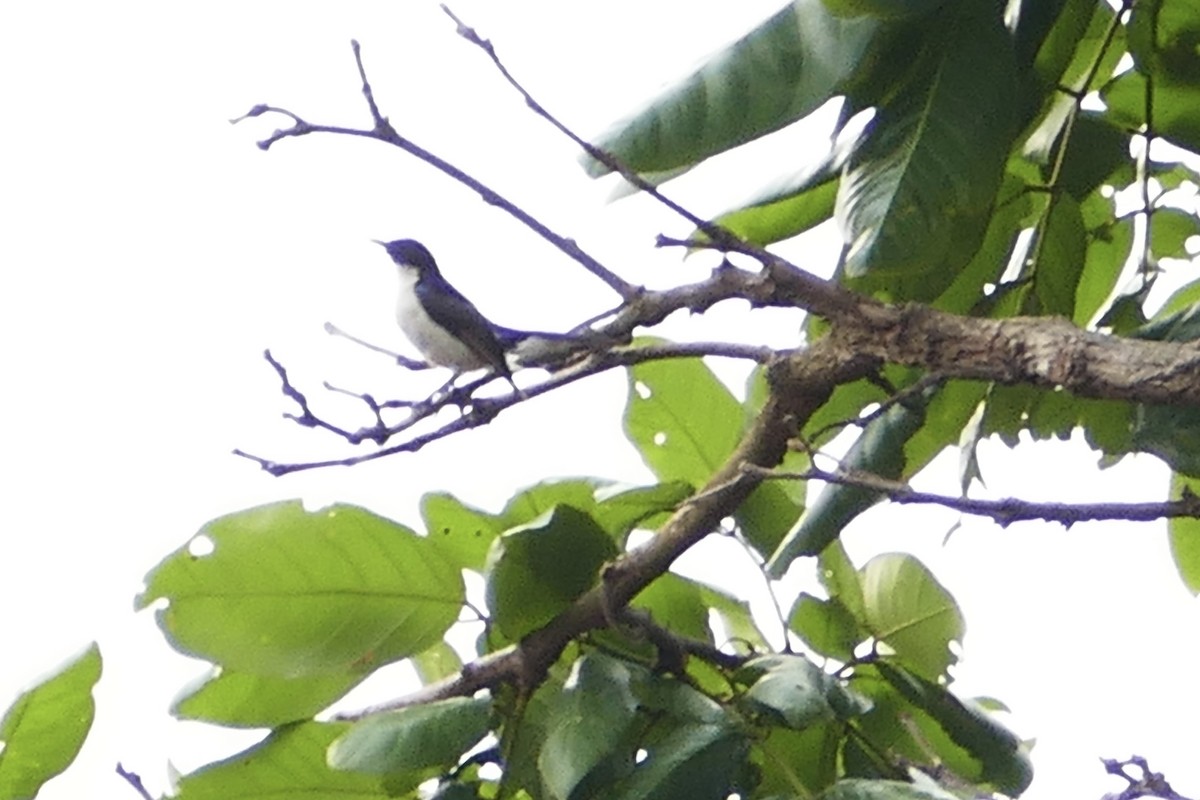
[373, 239, 440, 277]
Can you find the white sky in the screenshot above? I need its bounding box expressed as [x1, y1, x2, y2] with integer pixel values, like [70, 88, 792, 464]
[2, 2, 1197, 799]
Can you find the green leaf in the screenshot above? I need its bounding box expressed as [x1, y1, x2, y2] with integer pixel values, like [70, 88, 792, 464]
[174, 722, 391, 800]
[1103, 70, 1200, 152]
[860, 554, 964, 679]
[874, 661, 1033, 795]
[1054, 112, 1133, 199]
[1077, 397, 1136, 456]
[1134, 288, 1200, 341]
[593, 481, 694, 542]
[412, 641, 464, 686]
[499, 479, 609, 529]
[823, 777, 961, 800]
[138, 501, 463, 677]
[1054, 1, 1126, 92]
[0, 644, 101, 800]
[1151, 160, 1200, 190]
[494, 667, 569, 798]
[789, 593, 864, 661]
[485, 505, 618, 642]
[1074, 214, 1134, 327]
[1026, 387, 1081, 441]
[705, 157, 840, 246]
[802, 377, 890, 447]
[767, 387, 932, 574]
[420, 492, 503, 573]
[821, 0, 948, 20]
[539, 654, 641, 800]
[843, 666, 931, 778]
[173, 669, 365, 728]
[631, 573, 714, 645]
[583, 0, 880, 176]
[1169, 473, 1200, 594]
[818, 540, 867, 622]
[607, 723, 749, 800]
[1127, 298, 1200, 477]
[1131, 404, 1200, 478]
[1128, 0, 1200, 83]
[754, 724, 841, 797]
[901, 381, 989, 474]
[635, 674, 731, 726]
[328, 697, 490, 777]
[838, 0, 1018, 280]
[625, 354, 800, 557]
[930, 173, 1036, 315]
[1151, 207, 1200, 260]
[625, 355, 744, 484]
[1034, 193, 1087, 317]
[696, 583, 771, 651]
[737, 654, 869, 729]
[982, 383, 1037, 446]
[1016, 0, 1085, 76]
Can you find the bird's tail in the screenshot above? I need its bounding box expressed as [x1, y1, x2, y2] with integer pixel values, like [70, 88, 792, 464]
[492, 325, 617, 369]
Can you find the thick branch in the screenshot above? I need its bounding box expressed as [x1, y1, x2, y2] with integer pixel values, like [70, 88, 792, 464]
[341, 338, 876, 715]
[573, 261, 1200, 408]
[826, 303, 1200, 408]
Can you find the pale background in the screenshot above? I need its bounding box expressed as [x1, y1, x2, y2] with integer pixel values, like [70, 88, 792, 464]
[1, 2, 1197, 799]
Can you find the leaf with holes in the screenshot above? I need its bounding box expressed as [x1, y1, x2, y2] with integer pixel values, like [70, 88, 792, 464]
[138, 501, 463, 677]
[625, 353, 800, 557]
[860, 554, 964, 679]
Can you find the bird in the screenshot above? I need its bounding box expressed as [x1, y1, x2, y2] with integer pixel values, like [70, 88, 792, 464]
[374, 238, 514, 384]
[375, 238, 614, 387]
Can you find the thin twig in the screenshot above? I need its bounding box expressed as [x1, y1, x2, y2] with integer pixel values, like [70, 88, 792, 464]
[1102, 756, 1194, 800]
[747, 464, 1200, 527]
[324, 321, 424, 368]
[441, 5, 739, 248]
[615, 607, 750, 673]
[237, 341, 775, 475]
[116, 764, 155, 800]
[233, 43, 637, 299]
[806, 373, 946, 444]
[726, 524, 795, 653]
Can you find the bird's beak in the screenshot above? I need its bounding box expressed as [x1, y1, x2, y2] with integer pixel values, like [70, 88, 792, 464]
[371, 239, 387, 247]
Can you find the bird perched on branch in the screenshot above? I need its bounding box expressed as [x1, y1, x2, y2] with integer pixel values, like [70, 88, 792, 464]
[375, 238, 597, 389]
[374, 238, 513, 382]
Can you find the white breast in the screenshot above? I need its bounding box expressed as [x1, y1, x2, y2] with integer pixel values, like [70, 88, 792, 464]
[394, 267, 489, 371]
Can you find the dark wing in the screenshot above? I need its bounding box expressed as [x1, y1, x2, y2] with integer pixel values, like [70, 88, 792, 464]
[415, 280, 511, 376]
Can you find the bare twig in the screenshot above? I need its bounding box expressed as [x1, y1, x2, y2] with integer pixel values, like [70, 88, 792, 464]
[233, 42, 637, 300]
[116, 764, 155, 800]
[748, 464, 1200, 527]
[726, 524, 795, 653]
[614, 606, 750, 673]
[236, 340, 775, 475]
[441, 5, 736, 247]
[806, 373, 947, 444]
[324, 321, 425, 368]
[260, 350, 365, 442]
[1102, 756, 1194, 800]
